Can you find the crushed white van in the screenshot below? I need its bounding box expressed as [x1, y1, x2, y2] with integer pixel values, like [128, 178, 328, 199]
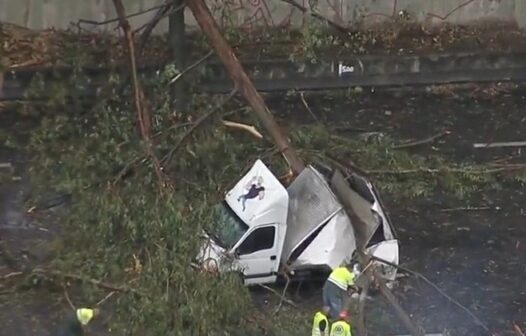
[198, 159, 399, 286]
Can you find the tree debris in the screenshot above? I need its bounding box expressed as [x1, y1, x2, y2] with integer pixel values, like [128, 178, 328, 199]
[393, 130, 451, 149]
[32, 268, 145, 296]
[278, 0, 351, 33]
[473, 141, 526, 149]
[137, 1, 185, 51]
[366, 165, 526, 175]
[78, 2, 171, 27]
[374, 267, 425, 336]
[221, 120, 263, 139]
[258, 284, 298, 308]
[441, 206, 501, 212]
[0, 163, 13, 170]
[331, 171, 423, 336]
[169, 50, 214, 84]
[95, 291, 117, 306]
[162, 89, 237, 165]
[112, 0, 172, 189]
[186, 0, 305, 175]
[299, 91, 321, 124]
[514, 324, 525, 336]
[371, 256, 491, 334]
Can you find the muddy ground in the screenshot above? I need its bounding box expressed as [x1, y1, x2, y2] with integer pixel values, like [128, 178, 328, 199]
[1, 86, 526, 335]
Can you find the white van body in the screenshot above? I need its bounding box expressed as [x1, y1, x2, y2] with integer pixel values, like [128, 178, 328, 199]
[198, 160, 399, 285]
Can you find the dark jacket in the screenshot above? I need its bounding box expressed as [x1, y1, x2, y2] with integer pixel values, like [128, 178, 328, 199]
[57, 312, 83, 336]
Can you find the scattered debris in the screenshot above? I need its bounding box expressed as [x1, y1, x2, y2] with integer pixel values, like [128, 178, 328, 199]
[393, 130, 451, 150]
[0, 163, 13, 170]
[366, 165, 526, 175]
[258, 284, 297, 308]
[299, 91, 320, 124]
[441, 206, 501, 212]
[161, 89, 237, 166]
[187, 0, 306, 174]
[474, 141, 526, 149]
[112, 0, 172, 188]
[95, 291, 116, 306]
[168, 50, 214, 84]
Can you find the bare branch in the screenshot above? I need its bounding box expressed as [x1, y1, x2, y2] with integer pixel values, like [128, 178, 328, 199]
[33, 268, 145, 296]
[169, 50, 214, 84]
[78, 2, 171, 27]
[366, 165, 526, 175]
[186, 0, 305, 174]
[371, 256, 491, 334]
[258, 284, 298, 308]
[393, 130, 451, 150]
[137, 1, 187, 51]
[162, 89, 237, 165]
[278, 0, 350, 33]
[112, 0, 172, 188]
[63, 283, 76, 310]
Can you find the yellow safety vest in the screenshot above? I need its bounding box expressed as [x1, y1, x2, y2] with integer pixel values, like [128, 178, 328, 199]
[312, 311, 329, 336]
[327, 267, 355, 291]
[330, 320, 352, 336]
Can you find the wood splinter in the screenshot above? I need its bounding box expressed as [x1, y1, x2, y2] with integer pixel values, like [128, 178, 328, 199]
[222, 120, 263, 139]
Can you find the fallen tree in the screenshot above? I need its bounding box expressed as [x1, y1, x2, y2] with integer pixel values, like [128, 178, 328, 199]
[4, 2, 525, 336]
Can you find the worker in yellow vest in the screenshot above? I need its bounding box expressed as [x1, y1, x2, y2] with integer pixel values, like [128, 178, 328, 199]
[58, 307, 100, 336]
[330, 310, 352, 336]
[322, 264, 358, 319]
[311, 306, 330, 336]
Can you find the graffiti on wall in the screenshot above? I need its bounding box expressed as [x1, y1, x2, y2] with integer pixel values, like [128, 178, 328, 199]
[214, 0, 350, 30]
[219, 0, 307, 29]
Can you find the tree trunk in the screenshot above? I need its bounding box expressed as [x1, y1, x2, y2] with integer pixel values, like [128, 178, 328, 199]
[185, 0, 305, 174]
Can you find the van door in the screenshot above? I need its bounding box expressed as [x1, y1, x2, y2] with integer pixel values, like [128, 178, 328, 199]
[234, 225, 279, 285]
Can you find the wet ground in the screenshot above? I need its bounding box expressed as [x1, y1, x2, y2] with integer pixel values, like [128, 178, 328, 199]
[1, 85, 526, 335]
[266, 86, 526, 336]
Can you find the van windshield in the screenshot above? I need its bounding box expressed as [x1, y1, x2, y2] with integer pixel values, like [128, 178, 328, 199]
[211, 202, 249, 249]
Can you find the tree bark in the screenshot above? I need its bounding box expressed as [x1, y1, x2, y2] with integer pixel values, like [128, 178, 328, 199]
[331, 170, 424, 336]
[112, 0, 171, 188]
[373, 269, 424, 336]
[185, 0, 305, 174]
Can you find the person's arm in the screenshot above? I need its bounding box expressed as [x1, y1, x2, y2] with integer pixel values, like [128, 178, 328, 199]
[347, 271, 358, 292]
[319, 319, 327, 336]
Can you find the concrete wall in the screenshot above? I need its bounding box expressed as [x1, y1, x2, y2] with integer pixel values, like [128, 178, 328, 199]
[1, 0, 525, 32]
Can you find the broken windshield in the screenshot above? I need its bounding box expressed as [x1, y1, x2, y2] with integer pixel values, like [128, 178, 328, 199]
[210, 202, 249, 249]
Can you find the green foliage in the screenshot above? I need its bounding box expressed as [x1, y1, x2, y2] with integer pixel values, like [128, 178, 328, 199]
[20, 27, 522, 336]
[26, 62, 294, 334]
[288, 125, 504, 200]
[291, 18, 338, 62]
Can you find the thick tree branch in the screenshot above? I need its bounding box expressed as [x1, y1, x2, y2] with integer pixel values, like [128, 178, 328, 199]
[112, 0, 172, 188]
[186, 0, 305, 175]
